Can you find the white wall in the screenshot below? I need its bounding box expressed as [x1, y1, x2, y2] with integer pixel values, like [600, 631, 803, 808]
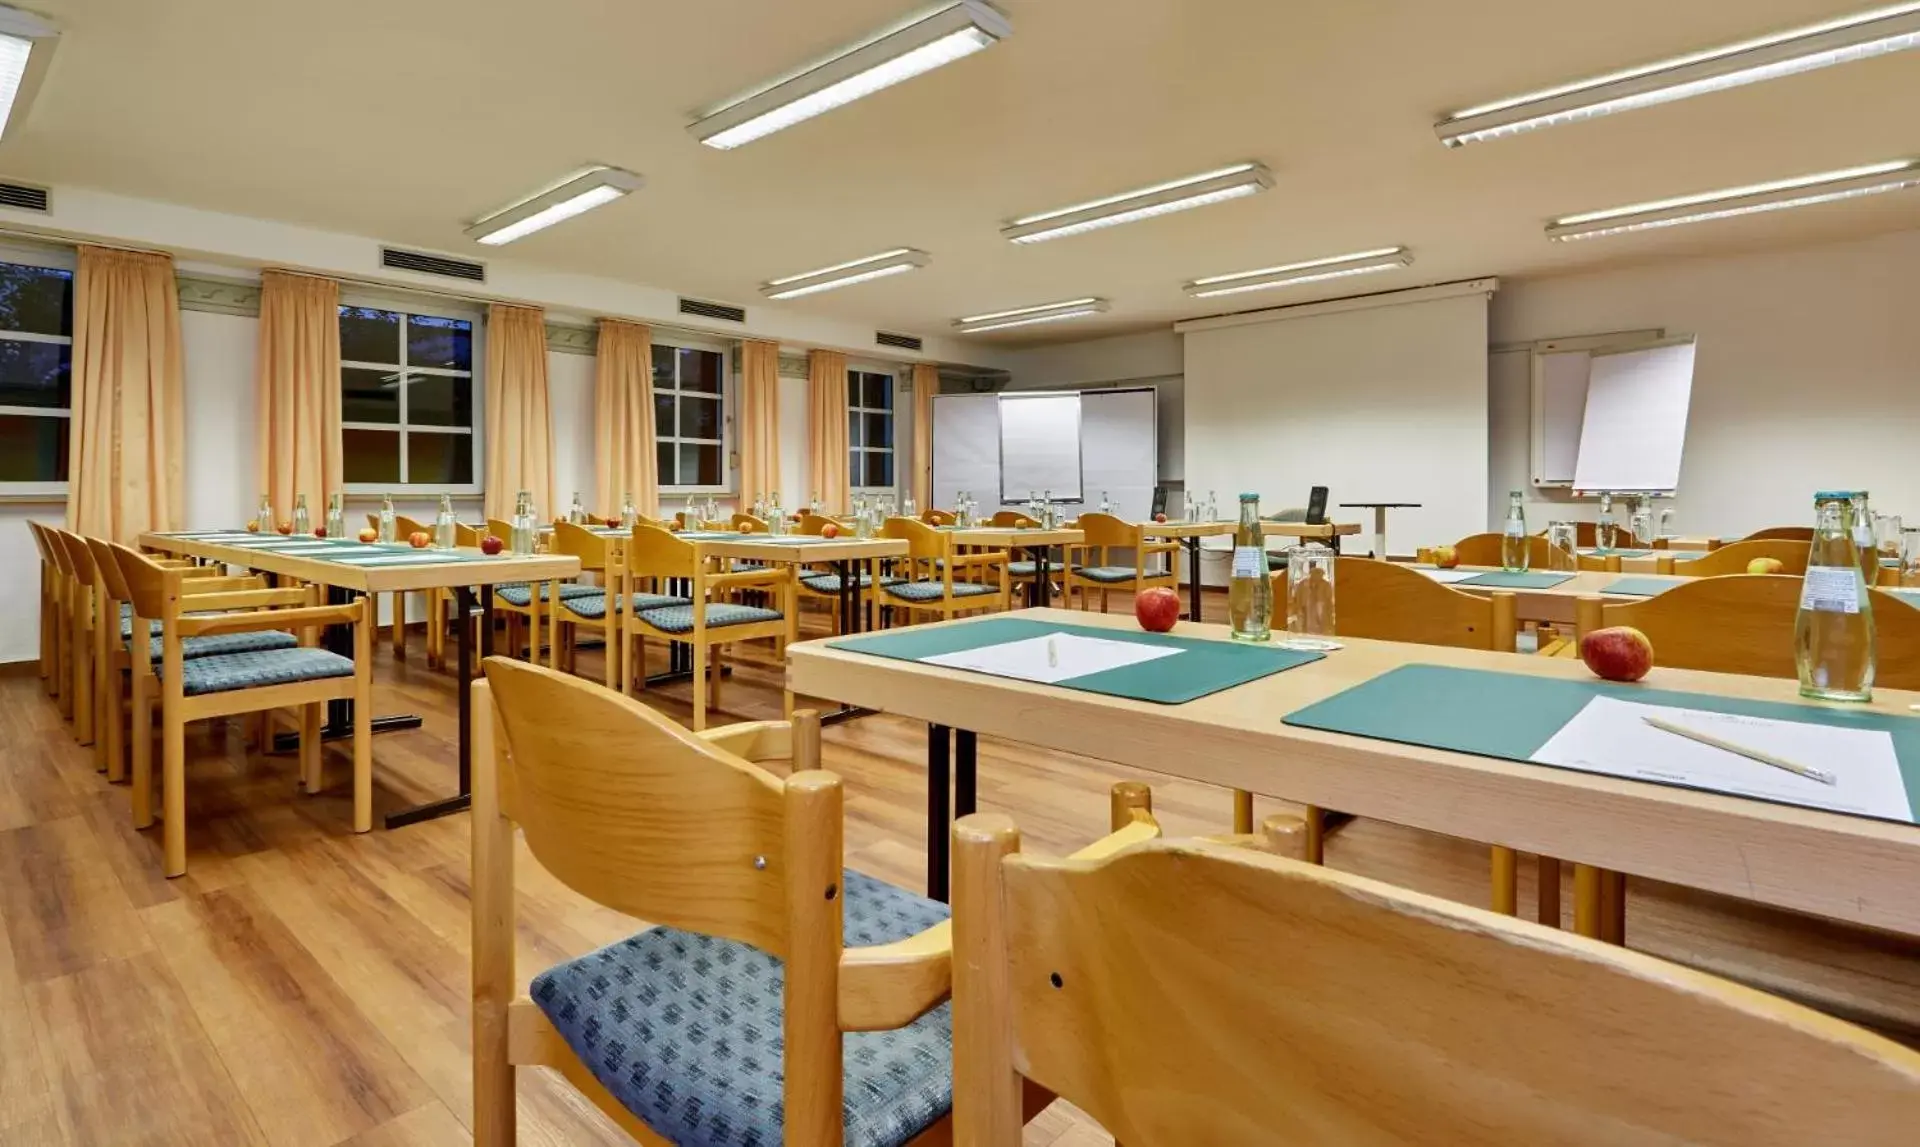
[547, 350, 596, 510]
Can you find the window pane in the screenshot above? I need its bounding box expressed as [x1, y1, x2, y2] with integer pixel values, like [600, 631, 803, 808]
[0, 264, 72, 337]
[343, 427, 401, 484]
[681, 348, 722, 394]
[680, 442, 722, 487]
[343, 368, 401, 423]
[656, 441, 675, 486]
[848, 411, 861, 449]
[339, 307, 401, 364]
[407, 374, 472, 428]
[864, 451, 892, 489]
[654, 393, 674, 435]
[407, 431, 474, 485]
[865, 374, 891, 410]
[407, 314, 472, 371]
[652, 344, 675, 386]
[0, 339, 70, 407]
[846, 374, 860, 405]
[680, 394, 720, 440]
[0, 414, 66, 481]
[863, 412, 892, 449]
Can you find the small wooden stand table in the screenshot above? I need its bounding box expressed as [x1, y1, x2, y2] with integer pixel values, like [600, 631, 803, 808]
[1141, 520, 1234, 622]
[1340, 502, 1422, 559]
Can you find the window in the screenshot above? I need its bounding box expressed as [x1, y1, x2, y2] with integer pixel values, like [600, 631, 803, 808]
[654, 342, 728, 492]
[340, 304, 481, 492]
[848, 368, 894, 491]
[0, 257, 74, 493]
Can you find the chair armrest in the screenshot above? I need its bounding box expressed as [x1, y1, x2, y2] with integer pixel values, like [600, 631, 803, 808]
[179, 576, 270, 596]
[175, 588, 308, 612]
[176, 602, 362, 638]
[839, 920, 952, 1032]
[1142, 541, 1182, 556]
[694, 720, 792, 762]
[945, 553, 1007, 570]
[1067, 814, 1161, 862]
[708, 569, 788, 592]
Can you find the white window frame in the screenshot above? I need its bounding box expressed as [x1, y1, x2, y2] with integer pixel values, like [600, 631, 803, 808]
[655, 336, 732, 496]
[848, 364, 898, 497]
[339, 292, 486, 498]
[0, 242, 76, 498]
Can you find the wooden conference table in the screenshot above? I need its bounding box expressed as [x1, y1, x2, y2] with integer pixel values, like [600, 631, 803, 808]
[141, 530, 580, 827]
[942, 526, 1083, 609]
[787, 607, 1920, 937]
[1420, 567, 1689, 625]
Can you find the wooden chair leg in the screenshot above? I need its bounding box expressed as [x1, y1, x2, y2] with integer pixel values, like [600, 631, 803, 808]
[1601, 869, 1626, 945]
[1491, 847, 1518, 915]
[103, 665, 125, 784]
[692, 643, 708, 732]
[709, 643, 724, 713]
[162, 711, 187, 878]
[1537, 856, 1562, 928]
[1232, 789, 1253, 835]
[131, 671, 154, 829]
[1573, 864, 1603, 938]
[391, 592, 405, 659]
[300, 702, 322, 795]
[1302, 804, 1325, 865]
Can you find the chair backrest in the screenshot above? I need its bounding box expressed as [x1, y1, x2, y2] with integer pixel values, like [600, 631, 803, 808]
[1550, 522, 1648, 549]
[628, 522, 700, 580]
[40, 522, 74, 577]
[56, 528, 99, 590]
[1447, 532, 1552, 569]
[395, 514, 432, 541]
[1873, 589, 1920, 690]
[105, 541, 176, 621]
[921, 508, 956, 526]
[882, 515, 949, 563]
[1271, 557, 1517, 651]
[85, 535, 134, 604]
[1745, 525, 1815, 542]
[731, 512, 768, 534]
[455, 521, 485, 548]
[27, 519, 53, 564]
[550, 520, 612, 573]
[951, 826, 1920, 1146]
[989, 510, 1040, 529]
[795, 511, 836, 536]
[1073, 512, 1138, 549]
[1673, 538, 1809, 577]
[1581, 574, 1807, 680]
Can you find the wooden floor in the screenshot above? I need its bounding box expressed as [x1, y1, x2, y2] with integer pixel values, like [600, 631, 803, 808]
[5, 594, 1920, 1146]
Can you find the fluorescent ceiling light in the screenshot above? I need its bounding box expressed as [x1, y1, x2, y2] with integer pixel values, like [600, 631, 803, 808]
[690, 1, 1010, 150]
[0, 5, 57, 142]
[1185, 247, 1412, 299]
[762, 248, 930, 299]
[1002, 163, 1274, 244]
[1546, 159, 1920, 241]
[1437, 3, 1920, 147]
[465, 167, 643, 246]
[953, 297, 1110, 334]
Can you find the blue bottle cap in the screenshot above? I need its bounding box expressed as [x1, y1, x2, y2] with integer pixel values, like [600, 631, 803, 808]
[1239, 492, 1258, 501]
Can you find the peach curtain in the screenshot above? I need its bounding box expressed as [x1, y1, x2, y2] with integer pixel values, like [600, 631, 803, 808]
[593, 319, 657, 516]
[483, 303, 555, 522]
[911, 362, 938, 510]
[806, 349, 849, 512]
[739, 339, 781, 509]
[66, 246, 185, 542]
[255, 271, 341, 522]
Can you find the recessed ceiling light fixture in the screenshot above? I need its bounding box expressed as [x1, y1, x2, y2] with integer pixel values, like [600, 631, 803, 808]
[465, 166, 644, 246]
[0, 5, 57, 142]
[953, 298, 1110, 334]
[690, 1, 1011, 150]
[761, 248, 930, 300]
[1184, 247, 1412, 299]
[1001, 163, 1274, 244]
[1437, 3, 1920, 147]
[1546, 159, 1920, 241]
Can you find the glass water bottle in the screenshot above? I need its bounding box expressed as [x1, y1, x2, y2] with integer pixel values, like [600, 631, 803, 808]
[1286, 543, 1335, 637]
[434, 493, 457, 550]
[567, 491, 585, 525]
[511, 491, 536, 556]
[1850, 491, 1878, 588]
[1206, 491, 1219, 523]
[257, 493, 273, 531]
[1501, 491, 1530, 573]
[620, 492, 637, 529]
[1795, 492, 1875, 703]
[1099, 490, 1113, 515]
[1628, 497, 1653, 550]
[1229, 493, 1272, 643]
[291, 493, 311, 536]
[902, 492, 918, 519]
[378, 493, 396, 543]
[1596, 491, 1615, 550]
[768, 493, 784, 536]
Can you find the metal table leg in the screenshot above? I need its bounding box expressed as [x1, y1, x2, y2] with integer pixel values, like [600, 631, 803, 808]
[821, 559, 872, 726]
[955, 730, 976, 818]
[385, 584, 491, 828]
[1028, 545, 1049, 609]
[927, 723, 951, 902]
[1186, 538, 1204, 622]
[274, 582, 422, 751]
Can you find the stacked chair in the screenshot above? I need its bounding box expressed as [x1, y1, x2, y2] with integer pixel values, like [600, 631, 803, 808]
[1063, 512, 1179, 612]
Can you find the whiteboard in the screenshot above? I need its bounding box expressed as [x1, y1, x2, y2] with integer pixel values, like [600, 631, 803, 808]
[1572, 340, 1696, 492]
[998, 392, 1083, 502]
[1535, 350, 1590, 485]
[931, 393, 1000, 510]
[1081, 388, 1157, 520]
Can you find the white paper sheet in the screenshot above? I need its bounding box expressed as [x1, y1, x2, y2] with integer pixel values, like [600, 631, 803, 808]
[922, 631, 1181, 686]
[1415, 568, 1481, 584]
[1530, 696, 1914, 823]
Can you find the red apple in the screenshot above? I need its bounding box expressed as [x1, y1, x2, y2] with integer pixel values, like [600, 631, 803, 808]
[1747, 557, 1784, 575]
[1432, 545, 1460, 570]
[1579, 626, 1653, 683]
[1135, 586, 1180, 633]
[357, 528, 378, 543]
[313, 526, 328, 538]
[277, 521, 293, 536]
[1153, 512, 1168, 523]
[821, 523, 840, 539]
[246, 519, 261, 533]
[408, 531, 431, 549]
[480, 534, 504, 555]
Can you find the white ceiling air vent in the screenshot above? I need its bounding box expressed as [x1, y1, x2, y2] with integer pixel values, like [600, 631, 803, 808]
[679, 297, 747, 323]
[0, 180, 48, 212]
[876, 331, 923, 352]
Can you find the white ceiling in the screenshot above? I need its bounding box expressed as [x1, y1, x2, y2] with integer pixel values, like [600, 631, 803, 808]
[6, 0, 1920, 350]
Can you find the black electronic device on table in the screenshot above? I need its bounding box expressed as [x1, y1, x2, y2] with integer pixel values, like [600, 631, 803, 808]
[1306, 486, 1329, 525]
[1151, 486, 1168, 517]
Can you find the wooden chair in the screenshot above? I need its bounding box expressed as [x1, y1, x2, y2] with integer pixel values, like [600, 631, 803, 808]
[546, 521, 691, 687]
[471, 662, 958, 1147]
[1441, 533, 1554, 568]
[730, 512, 769, 533]
[794, 511, 838, 536]
[1665, 538, 1810, 577]
[879, 516, 1012, 624]
[949, 817, 1920, 1146]
[1745, 525, 1815, 542]
[107, 542, 374, 877]
[1557, 521, 1649, 549]
[920, 508, 956, 526]
[1063, 512, 1178, 612]
[28, 520, 61, 699]
[622, 523, 795, 730]
[45, 527, 95, 736]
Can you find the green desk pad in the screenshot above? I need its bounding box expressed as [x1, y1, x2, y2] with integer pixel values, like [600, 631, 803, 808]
[1602, 577, 1678, 597]
[1283, 663, 1920, 824]
[1667, 551, 1709, 562]
[1458, 571, 1575, 589]
[159, 532, 496, 564]
[1890, 589, 1920, 608]
[830, 617, 1323, 704]
[1581, 548, 1654, 558]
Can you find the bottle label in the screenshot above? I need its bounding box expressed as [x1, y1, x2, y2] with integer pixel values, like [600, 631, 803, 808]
[1504, 520, 1524, 537]
[1800, 566, 1861, 615]
[1231, 546, 1264, 578]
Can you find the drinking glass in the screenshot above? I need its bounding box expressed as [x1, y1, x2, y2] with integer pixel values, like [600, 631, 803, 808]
[1876, 514, 1903, 564]
[1546, 521, 1578, 571]
[1904, 527, 1920, 588]
[1286, 544, 1335, 637]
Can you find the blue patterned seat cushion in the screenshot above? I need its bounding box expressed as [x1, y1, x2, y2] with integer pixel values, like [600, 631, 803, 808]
[1006, 561, 1039, 577]
[145, 630, 299, 661]
[496, 582, 605, 607]
[560, 592, 694, 620]
[531, 870, 952, 1147]
[178, 647, 355, 696]
[635, 603, 784, 635]
[1072, 565, 1140, 583]
[799, 572, 905, 594]
[882, 580, 998, 602]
